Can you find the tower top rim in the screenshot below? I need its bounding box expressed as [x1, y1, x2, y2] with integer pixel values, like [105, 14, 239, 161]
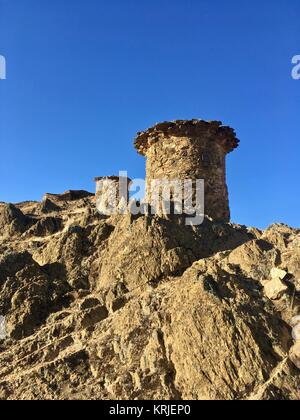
[94, 176, 132, 182]
[134, 119, 239, 156]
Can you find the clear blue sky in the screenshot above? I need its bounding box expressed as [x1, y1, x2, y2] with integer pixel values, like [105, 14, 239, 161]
[0, 0, 299, 228]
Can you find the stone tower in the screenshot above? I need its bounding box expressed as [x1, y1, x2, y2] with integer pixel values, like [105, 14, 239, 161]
[95, 175, 131, 215]
[134, 119, 239, 222]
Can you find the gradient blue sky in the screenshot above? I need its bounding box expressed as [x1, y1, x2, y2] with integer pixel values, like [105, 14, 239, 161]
[0, 0, 299, 228]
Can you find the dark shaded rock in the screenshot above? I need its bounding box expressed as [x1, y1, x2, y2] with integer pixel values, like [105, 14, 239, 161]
[44, 190, 94, 202]
[40, 198, 61, 214]
[0, 252, 70, 340]
[0, 204, 31, 235]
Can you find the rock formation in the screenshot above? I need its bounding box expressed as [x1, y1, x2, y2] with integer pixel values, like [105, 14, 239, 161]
[0, 120, 299, 400]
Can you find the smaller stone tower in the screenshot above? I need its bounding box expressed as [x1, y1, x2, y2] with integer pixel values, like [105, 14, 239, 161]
[134, 120, 239, 222]
[95, 176, 131, 216]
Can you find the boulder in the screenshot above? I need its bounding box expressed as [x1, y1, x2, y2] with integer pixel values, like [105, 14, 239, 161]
[264, 277, 288, 300]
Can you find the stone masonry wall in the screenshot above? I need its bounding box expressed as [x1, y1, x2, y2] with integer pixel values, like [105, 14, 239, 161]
[135, 120, 239, 222]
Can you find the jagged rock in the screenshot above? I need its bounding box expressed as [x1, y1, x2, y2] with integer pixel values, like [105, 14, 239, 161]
[78, 296, 101, 310]
[228, 239, 279, 280]
[0, 193, 299, 400]
[279, 235, 300, 292]
[291, 315, 300, 328]
[0, 204, 31, 236]
[24, 217, 63, 237]
[264, 277, 289, 301]
[292, 324, 300, 341]
[289, 342, 300, 369]
[39, 198, 61, 214]
[98, 214, 253, 292]
[270, 267, 288, 280]
[1, 118, 299, 399]
[262, 224, 299, 248]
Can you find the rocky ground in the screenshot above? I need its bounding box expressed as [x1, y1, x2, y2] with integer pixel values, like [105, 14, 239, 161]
[0, 191, 299, 400]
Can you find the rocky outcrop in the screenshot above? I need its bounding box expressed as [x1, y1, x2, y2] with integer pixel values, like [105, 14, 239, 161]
[43, 190, 94, 202]
[39, 198, 61, 214]
[0, 192, 299, 400]
[97, 215, 253, 292]
[0, 251, 70, 340]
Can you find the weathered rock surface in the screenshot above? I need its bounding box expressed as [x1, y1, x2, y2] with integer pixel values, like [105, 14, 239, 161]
[290, 343, 300, 370]
[264, 278, 289, 301]
[0, 192, 299, 400]
[0, 204, 31, 237]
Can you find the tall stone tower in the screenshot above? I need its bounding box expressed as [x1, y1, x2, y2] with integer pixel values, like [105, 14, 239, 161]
[94, 176, 131, 215]
[134, 119, 239, 222]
